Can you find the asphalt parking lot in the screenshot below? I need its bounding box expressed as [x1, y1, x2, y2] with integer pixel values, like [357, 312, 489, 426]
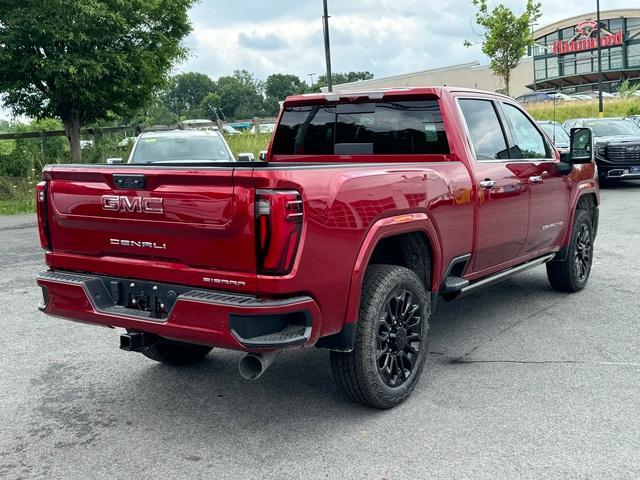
[0, 181, 639, 480]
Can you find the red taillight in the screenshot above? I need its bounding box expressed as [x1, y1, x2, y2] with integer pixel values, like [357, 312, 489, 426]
[255, 189, 303, 275]
[36, 181, 50, 250]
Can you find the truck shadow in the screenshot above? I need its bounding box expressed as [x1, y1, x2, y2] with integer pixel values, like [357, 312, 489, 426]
[99, 271, 559, 444]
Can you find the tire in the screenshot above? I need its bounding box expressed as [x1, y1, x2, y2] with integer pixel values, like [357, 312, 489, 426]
[546, 209, 594, 293]
[330, 265, 430, 409]
[142, 339, 213, 366]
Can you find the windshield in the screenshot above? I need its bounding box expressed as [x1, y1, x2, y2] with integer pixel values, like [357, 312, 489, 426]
[130, 135, 233, 163]
[539, 124, 570, 144]
[583, 119, 640, 137]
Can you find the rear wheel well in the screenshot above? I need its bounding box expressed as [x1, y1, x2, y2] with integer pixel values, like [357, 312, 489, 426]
[368, 231, 432, 290]
[315, 231, 433, 352]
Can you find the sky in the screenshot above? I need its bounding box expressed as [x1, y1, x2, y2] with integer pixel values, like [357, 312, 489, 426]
[0, 0, 634, 120]
[180, 0, 633, 81]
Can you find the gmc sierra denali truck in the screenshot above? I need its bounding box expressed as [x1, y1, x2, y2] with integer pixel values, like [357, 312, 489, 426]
[36, 88, 599, 409]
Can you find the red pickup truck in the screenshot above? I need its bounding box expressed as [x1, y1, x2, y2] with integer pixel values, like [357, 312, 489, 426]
[36, 88, 599, 408]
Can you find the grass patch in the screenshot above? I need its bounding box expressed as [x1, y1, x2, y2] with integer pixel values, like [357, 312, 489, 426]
[526, 97, 640, 123]
[226, 133, 271, 159]
[0, 177, 36, 215]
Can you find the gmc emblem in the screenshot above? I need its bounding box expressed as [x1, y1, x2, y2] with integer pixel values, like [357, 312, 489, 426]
[102, 195, 163, 214]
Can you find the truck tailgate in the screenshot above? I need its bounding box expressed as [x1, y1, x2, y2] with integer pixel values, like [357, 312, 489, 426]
[43, 166, 256, 275]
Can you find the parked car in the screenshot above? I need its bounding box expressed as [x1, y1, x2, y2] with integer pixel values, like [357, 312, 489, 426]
[537, 120, 570, 154]
[36, 87, 599, 408]
[179, 119, 217, 130]
[222, 125, 241, 135]
[251, 123, 276, 134]
[548, 92, 577, 102]
[563, 117, 640, 180]
[569, 94, 593, 101]
[515, 92, 553, 104]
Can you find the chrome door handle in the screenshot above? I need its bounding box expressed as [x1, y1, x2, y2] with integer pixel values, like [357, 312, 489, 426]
[529, 175, 543, 184]
[479, 180, 496, 189]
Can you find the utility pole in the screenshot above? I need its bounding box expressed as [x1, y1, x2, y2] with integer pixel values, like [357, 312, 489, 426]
[308, 73, 316, 87]
[596, 0, 604, 117]
[322, 0, 333, 92]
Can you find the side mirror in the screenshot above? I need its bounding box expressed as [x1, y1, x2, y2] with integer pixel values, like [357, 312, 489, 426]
[237, 152, 255, 162]
[106, 157, 124, 164]
[258, 150, 267, 162]
[569, 127, 593, 164]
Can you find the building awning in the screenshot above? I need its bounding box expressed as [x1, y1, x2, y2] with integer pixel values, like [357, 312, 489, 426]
[527, 68, 640, 91]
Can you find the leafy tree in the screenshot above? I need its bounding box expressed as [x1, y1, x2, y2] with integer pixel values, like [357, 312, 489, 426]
[265, 74, 306, 101]
[199, 92, 223, 121]
[465, 0, 541, 96]
[165, 72, 217, 118]
[0, 0, 195, 162]
[216, 70, 265, 120]
[315, 71, 374, 89]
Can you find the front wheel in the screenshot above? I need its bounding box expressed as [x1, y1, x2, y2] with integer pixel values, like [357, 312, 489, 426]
[547, 209, 594, 292]
[330, 265, 430, 409]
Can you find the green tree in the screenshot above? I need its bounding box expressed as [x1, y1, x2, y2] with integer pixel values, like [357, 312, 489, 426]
[0, 0, 195, 162]
[216, 70, 265, 120]
[316, 71, 374, 89]
[265, 74, 306, 101]
[199, 92, 222, 121]
[165, 72, 217, 118]
[465, 0, 541, 96]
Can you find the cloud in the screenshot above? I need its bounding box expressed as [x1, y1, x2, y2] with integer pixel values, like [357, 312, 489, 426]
[180, 0, 635, 81]
[238, 32, 288, 51]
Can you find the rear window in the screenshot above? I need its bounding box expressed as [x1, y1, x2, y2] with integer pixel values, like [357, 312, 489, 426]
[272, 100, 449, 155]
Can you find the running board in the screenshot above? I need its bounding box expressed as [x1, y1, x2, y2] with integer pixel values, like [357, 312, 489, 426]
[456, 254, 556, 299]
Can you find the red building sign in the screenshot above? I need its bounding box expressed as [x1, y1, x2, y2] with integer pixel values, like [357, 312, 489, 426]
[552, 20, 624, 55]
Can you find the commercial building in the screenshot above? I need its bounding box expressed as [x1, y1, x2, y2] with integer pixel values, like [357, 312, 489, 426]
[328, 8, 640, 98]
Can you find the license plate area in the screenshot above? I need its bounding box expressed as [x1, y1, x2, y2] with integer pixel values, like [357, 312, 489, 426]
[109, 279, 189, 319]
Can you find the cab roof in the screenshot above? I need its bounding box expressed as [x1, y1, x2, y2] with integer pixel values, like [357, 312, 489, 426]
[283, 86, 513, 106]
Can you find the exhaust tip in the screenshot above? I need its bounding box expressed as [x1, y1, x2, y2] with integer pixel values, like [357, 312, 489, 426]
[238, 354, 264, 381]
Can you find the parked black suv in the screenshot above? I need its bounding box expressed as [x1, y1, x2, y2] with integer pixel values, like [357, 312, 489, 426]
[563, 118, 640, 180]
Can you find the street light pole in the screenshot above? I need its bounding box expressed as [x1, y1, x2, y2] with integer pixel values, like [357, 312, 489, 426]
[596, 0, 604, 116]
[322, 0, 333, 92]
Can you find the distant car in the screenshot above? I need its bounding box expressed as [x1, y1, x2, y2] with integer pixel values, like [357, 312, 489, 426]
[562, 117, 640, 180]
[548, 92, 577, 102]
[515, 92, 553, 104]
[251, 123, 276, 134]
[537, 120, 570, 154]
[222, 125, 241, 135]
[569, 94, 593, 101]
[179, 119, 218, 130]
[127, 129, 237, 164]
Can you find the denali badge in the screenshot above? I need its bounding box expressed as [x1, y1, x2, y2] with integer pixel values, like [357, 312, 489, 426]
[102, 195, 163, 214]
[625, 146, 640, 153]
[110, 239, 167, 250]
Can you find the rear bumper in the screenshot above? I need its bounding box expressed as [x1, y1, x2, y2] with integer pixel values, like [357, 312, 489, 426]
[37, 270, 321, 352]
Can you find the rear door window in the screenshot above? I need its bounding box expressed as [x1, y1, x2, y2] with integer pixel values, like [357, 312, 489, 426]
[272, 100, 449, 155]
[458, 99, 510, 160]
